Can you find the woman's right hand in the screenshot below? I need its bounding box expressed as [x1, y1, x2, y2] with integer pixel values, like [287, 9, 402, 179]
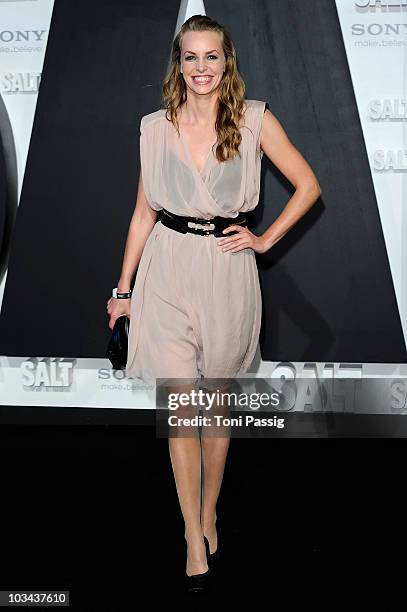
[106, 296, 131, 330]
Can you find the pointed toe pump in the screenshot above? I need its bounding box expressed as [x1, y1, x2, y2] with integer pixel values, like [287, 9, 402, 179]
[185, 567, 211, 593]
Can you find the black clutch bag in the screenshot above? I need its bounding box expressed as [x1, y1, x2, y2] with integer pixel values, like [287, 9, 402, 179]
[106, 315, 130, 369]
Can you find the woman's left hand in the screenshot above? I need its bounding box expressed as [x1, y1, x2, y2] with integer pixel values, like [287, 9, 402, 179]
[217, 225, 269, 254]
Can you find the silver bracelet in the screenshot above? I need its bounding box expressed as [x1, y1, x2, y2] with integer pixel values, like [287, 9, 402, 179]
[112, 287, 132, 299]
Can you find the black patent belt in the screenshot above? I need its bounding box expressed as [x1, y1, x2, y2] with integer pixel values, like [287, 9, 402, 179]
[159, 208, 248, 237]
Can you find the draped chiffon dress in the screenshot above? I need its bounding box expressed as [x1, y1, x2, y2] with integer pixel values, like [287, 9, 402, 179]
[125, 99, 267, 385]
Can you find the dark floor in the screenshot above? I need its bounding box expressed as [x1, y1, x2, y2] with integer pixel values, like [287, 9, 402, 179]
[0, 423, 404, 610]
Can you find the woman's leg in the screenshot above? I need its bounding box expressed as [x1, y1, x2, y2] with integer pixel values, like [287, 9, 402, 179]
[200, 379, 232, 554]
[167, 380, 208, 576]
[200, 437, 230, 553]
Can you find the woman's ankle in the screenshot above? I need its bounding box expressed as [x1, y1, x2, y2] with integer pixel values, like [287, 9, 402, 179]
[184, 529, 208, 575]
[184, 525, 204, 543]
[202, 518, 218, 554]
[202, 512, 217, 534]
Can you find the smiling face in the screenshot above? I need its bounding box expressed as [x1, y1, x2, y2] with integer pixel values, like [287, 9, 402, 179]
[180, 30, 226, 96]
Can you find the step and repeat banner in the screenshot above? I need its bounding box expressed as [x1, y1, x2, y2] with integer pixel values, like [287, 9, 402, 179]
[0, 0, 406, 415]
[336, 0, 407, 346]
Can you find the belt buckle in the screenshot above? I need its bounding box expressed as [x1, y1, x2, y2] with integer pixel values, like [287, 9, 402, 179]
[192, 217, 213, 237]
[203, 218, 212, 237]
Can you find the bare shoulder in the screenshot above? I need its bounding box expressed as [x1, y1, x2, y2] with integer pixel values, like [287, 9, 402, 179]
[259, 107, 321, 192]
[260, 105, 290, 146]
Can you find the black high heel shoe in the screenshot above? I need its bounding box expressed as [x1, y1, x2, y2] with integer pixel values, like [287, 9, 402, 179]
[204, 535, 220, 566]
[185, 565, 210, 593]
[185, 541, 210, 594]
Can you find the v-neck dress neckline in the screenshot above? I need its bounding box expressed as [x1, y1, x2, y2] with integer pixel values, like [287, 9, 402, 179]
[177, 123, 218, 178]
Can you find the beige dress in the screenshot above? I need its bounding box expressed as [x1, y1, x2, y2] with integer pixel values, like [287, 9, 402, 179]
[125, 99, 266, 385]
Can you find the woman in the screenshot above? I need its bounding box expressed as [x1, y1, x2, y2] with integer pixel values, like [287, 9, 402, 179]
[107, 15, 321, 593]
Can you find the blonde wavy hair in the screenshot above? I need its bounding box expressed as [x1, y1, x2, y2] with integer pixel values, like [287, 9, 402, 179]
[162, 15, 249, 164]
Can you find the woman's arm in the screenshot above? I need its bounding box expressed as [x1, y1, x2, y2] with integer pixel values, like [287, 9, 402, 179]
[116, 171, 157, 293]
[218, 109, 322, 255]
[258, 109, 322, 251]
[107, 171, 157, 328]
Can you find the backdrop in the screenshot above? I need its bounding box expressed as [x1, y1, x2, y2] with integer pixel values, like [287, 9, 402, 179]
[0, 0, 405, 366]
